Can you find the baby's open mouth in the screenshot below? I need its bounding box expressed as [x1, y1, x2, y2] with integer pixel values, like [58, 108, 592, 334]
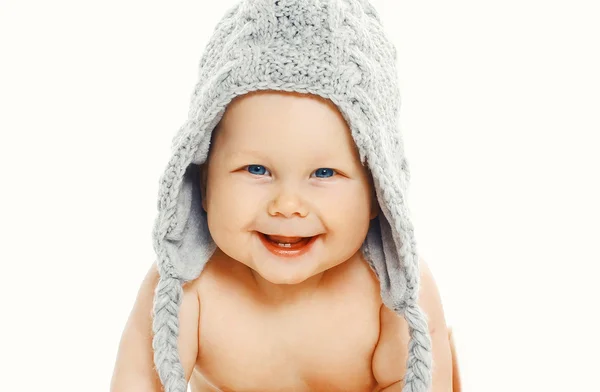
[259, 232, 314, 248]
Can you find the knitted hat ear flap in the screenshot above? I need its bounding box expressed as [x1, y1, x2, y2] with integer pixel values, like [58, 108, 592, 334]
[150, 112, 225, 392]
[152, 114, 225, 282]
[360, 148, 433, 390]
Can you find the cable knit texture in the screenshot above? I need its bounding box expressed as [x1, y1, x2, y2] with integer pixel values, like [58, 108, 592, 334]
[151, 0, 432, 391]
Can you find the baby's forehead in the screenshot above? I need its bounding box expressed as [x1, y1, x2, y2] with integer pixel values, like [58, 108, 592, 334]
[212, 124, 361, 159]
[217, 92, 347, 131]
[205, 91, 363, 159]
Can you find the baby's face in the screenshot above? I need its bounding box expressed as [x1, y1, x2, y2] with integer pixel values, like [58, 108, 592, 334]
[200, 90, 378, 285]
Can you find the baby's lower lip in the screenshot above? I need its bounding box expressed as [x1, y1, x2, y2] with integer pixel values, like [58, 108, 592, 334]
[258, 232, 318, 258]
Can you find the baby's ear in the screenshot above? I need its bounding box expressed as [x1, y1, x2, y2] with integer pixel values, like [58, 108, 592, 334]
[370, 192, 379, 220]
[365, 165, 378, 220]
[199, 163, 208, 212]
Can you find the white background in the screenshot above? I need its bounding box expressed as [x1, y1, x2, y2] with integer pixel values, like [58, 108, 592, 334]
[1, 0, 599, 391]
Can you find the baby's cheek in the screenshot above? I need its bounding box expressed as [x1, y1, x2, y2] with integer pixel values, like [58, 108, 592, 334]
[326, 185, 371, 222]
[207, 184, 260, 239]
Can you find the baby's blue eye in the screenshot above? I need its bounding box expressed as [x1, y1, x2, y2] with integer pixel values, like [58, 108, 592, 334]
[246, 164, 270, 176]
[245, 165, 336, 178]
[312, 168, 336, 178]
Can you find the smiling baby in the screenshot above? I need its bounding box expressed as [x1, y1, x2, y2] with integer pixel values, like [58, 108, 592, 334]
[111, 1, 458, 391]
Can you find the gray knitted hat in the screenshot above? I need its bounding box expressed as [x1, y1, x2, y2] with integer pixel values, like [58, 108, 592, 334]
[151, 0, 432, 391]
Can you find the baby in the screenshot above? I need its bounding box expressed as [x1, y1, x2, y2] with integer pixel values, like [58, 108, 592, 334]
[111, 1, 459, 391]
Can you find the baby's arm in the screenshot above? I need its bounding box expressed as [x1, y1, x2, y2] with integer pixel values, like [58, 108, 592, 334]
[110, 262, 200, 392]
[449, 327, 462, 392]
[371, 257, 453, 391]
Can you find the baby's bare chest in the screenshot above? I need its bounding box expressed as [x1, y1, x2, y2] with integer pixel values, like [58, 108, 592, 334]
[191, 260, 382, 392]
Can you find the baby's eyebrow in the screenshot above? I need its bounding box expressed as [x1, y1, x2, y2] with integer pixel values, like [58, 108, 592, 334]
[227, 148, 353, 167]
[228, 150, 269, 161]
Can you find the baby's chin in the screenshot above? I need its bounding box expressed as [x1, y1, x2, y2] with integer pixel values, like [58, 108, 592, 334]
[244, 255, 330, 285]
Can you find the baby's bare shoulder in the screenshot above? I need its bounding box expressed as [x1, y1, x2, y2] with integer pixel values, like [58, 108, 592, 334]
[111, 262, 201, 391]
[371, 257, 453, 391]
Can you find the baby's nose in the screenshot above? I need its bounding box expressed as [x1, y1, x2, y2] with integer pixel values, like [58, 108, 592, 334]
[267, 189, 308, 218]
